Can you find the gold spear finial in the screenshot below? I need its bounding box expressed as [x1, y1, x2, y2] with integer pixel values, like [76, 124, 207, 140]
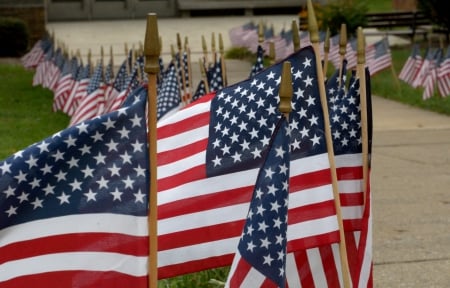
[144, 13, 160, 74]
[292, 19, 300, 51]
[357, 26, 365, 64]
[339, 23, 347, 56]
[279, 61, 293, 118]
[307, 0, 319, 43]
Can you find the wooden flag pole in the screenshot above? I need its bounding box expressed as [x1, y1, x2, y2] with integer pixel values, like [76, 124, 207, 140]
[356, 27, 369, 208]
[110, 45, 114, 79]
[176, 33, 188, 103]
[144, 13, 160, 288]
[323, 28, 330, 77]
[258, 20, 264, 45]
[279, 61, 293, 120]
[184, 36, 193, 100]
[211, 32, 217, 66]
[338, 23, 347, 89]
[269, 41, 276, 65]
[124, 42, 130, 74]
[201, 35, 209, 67]
[219, 33, 228, 87]
[199, 58, 210, 93]
[292, 19, 300, 52]
[306, 1, 351, 287]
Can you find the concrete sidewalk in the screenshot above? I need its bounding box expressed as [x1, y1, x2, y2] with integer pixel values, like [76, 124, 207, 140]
[47, 16, 450, 287]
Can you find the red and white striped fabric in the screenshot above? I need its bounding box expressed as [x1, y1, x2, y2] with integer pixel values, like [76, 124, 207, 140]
[53, 73, 74, 112]
[63, 77, 90, 117]
[69, 84, 106, 126]
[437, 49, 450, 97]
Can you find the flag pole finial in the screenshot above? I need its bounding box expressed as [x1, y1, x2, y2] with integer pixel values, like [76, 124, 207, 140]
[279, 61, 293, 119]
[144, 13, 160, 74]
[291, 20, 300, 51]
[307, 0, 319, 43]
[339, 23, 347, 56]
[258, 21, 264, 44]
[357, 26, 365, 64]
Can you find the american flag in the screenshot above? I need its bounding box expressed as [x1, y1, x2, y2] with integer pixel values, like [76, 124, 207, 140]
[20, 38, 52, 70]
[422, 48, 442, 100]
[32, 47, 54, 87]
[229, 21, 257, 48]
[366, 38, 392, 76]
[437, 46, 450, 97]
[249, 44, 265, 78]
[0, 87, 149, 287]
[207, 57, 224, 92]
[225, 116, 290, 288]
[157, 62, 181, 121]
[192, 79, 207, 102]
[104, 60, 128, 113]
[412, 48, 440, 89]
[53, 56, 79, 112]
[70, 61, 106, 126]
[62, 63, 91, 117]
[398, 44, 421, 85]
[156, 46, 340, 279]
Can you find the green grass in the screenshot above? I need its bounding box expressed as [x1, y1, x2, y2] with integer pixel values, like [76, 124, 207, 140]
[0, 63, 69, 160]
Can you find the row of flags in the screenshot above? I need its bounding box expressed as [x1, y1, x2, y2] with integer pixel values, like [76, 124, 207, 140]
[230, 21, 393, 76]
[399, 44, 450, 99]
[4, 9, 373, 287]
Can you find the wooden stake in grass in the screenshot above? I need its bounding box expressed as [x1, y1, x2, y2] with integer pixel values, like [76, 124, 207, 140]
[307, 0, 351, 287]
[323, 28, 330, 77]
[339, 23, 347, 89]
[143, 13, 160, 288]
[219, 33, 228, 87]
[279, 61, 293, 120]
[292, 19, 300, 52]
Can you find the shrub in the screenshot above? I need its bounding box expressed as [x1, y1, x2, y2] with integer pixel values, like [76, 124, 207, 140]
[0, 17, 29, 57]
[317, 0, 368, 37]
[417, 0, 450, 34]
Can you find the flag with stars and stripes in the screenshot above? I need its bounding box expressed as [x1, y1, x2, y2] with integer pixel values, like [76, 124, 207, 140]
[437, 45, 450, 97]
[207, 57, 224, 92]
[192, 79, 207, 102]
[249, 44, 265, 78]
[63, 62, 91, 117]
[70, 61, 106, 126]
[0, 86, 149, 287]
[157, 62, 181, 121]
[366, 37, 392, 76]
[398, 44, 421, 85]
[156, 46, 340, 279]
[225, 116, 290, 288]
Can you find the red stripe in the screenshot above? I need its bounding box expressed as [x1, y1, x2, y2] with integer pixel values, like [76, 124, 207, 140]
[345, 231, 360, 286]
[0, 271, 147, 288]
[336, 166, 362, 180]
[157, 138, 208, 166]
[0, 233, 148, 265]
[158, 185, 252, 219]
[288, 200, 337, 224]
[289, 168, 332, 191]
[287, 231, 340, 252]
[158, 220, 244, 251]
[340, 192, 363, 206]
[229, 257, 252, 287]
[157, 164, 206, 192]
[158, 254, 234, 279]
[157, 111, 210, 139]
[319, 245, 340, 288]
[293, 249, 314, 287]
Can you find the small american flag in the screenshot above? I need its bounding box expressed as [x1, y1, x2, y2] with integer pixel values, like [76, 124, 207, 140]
[437, 46, 450, 97]
[226, 116, 290, 288]
[249, 45, 265, 78]
[366, 37, 392, 76]
[157, 62, 181, 121]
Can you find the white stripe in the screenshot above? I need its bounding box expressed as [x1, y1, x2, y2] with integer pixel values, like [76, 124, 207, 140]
[287, 216, 339, 241]
[0, 214, 148, 247]
[335, 153, 362, 168]
[338, 179, 363, 194]
[331, 243, 344, 287]
[157, 125, 209, 153]
[240, 266, 266, 287]
[157, 100, 211, 128]
[286, 253, 302, 287]
[342, 205, 364, 220]
[158, 151, 205, 178]
[157, 237, 239, 267]
[307, 248, 328, 287]
[0, 252, 148, 282]
[289, 184, 334, 207]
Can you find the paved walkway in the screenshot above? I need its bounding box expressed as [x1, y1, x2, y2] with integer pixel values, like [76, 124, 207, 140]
[47, 16, 450, 287]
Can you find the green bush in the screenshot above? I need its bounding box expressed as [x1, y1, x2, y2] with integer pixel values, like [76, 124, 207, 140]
[0, 17, 29, 57]
[318, 0, 368, 37]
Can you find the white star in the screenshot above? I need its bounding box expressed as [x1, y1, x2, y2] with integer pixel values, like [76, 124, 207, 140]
[258, 221, 269, 233]
[263, 253, 274, 266]
[271, 201, 281, 212]
[96, 176, 109, 189]
[55, 170, 67, 182]
[17, 192, 29, 203]
[251, 147, 262, 159]
[134, 189, 146, 203]
[247, 241, 256, 252]
[30, 177, 40, 188]
[130, 114, 142, 127]
[64, 135, 77, 147]
[291, 138, 301, 150]
[84, 189, 97, 202]
[265, 167, 275, 179]
[25, 155, 38, 168]
[31, 197, 44, 209]
[118, 127, 130, 139]
[297, 107, 308, 118]
[111, 188, 123, 201]
[103, 117, 116, 129]
[37, 141, 50, 153]
[120, 151, 133, 164]
[273, 217, 283, 229]
[231, 152, 241, 163]
[0, 161, 11, 174]
[106, 140, 119, 152]
[221, 144, 231, 155]
[134, 165, 146, 177]
[303, 57, 312, 68]
[311, 134, 321, 146]
[67, 157, 79, 168]
[247, 109, 256, 120]
[267, 184, 277, 195]
[79, 144, 91, 155]
[122, 176, 134, 189]
[212, 155, 222, 167]
[81, 165, 95, 178]
[256, 204, 265, 216]
[309, 114, 319, 126]
[304, 75, 313, 87]
[3, 186, 15, 198]
[58, 192, 70, 204]
[76, 122, 89, 134]
[94, 152, 106, 164]
[275, 146, 285, 158]
[43, 183, 55, 195]
[5, 205, 18, 217]
[69, 179, 83, 191]
[132, 140, 143, 152]
[91, 131, 104, 142]
[267, 71, 276, 80]
[265, 86, 275, 96]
